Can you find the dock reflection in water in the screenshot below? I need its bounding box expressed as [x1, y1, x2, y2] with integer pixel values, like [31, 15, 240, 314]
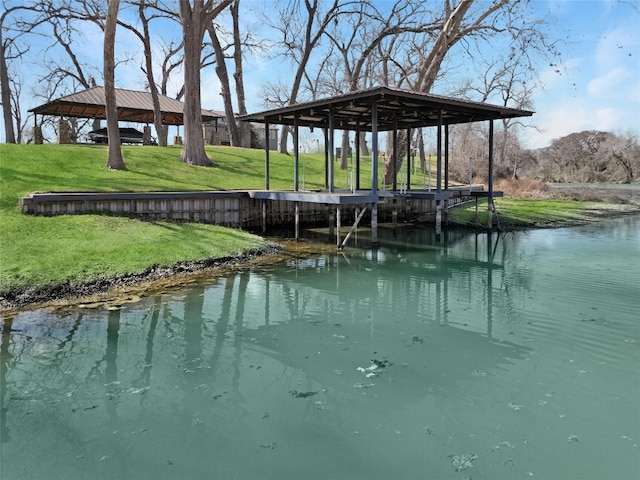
[1, 217, 639, 479]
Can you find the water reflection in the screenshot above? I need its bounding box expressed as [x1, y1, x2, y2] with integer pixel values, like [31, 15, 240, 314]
[1, 218, 639, 480]
[0, 317, 11, 444]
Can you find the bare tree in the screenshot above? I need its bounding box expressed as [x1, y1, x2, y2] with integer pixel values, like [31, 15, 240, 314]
[8, 72, 30, 142]
[538, 131, 640, 184]
[138, 1, 169, 145]
[371, 21, 441, 168]
[539, 131, 613, 183]
[261, 80, 291, 108]
[447, 48, 538, 180]
[104, 0, 125, 170]
[446, 122, 486, 183]
[378, 0, 559, 183]
[26, 0, 111, 142]
[609, 132, 640, 184]
[267, 0, 344, 153]
[1, 3, 45, 143]
[36, 0, 109, 92]
[323, 0, 437, 169]
[0, 6, 19, 143]
[158, 39, 183, 98]
[178, 0, 232, 166]
[207, 1, 266, 148]
[118, 0, 176, 146]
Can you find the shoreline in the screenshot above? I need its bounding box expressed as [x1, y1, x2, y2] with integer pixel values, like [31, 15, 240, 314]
[2, 210, 639, 315]
[0, 244, 278, 316]
[444, 202, 640, 230]
[0, 240, 337, 316]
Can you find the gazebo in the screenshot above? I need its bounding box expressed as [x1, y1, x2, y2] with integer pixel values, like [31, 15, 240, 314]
[239, 86, 533, 239]
[29, 86, 224, 144]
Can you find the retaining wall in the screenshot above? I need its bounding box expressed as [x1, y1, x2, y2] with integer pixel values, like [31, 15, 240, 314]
[20, 190, 472, 230]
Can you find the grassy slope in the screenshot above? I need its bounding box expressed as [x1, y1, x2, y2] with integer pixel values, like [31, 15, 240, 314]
[0, 144, 328, 290]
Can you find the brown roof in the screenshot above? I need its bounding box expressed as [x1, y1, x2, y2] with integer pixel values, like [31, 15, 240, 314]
[29, 86, 224, 125]
[239, 86, 533, 131]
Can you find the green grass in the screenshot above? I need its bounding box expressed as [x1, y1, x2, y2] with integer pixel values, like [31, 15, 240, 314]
[0, 144, 307, 291]
[0, 212, 263, 288]
[0, 143, 385, 292]
[449, 197, 624, 227]
[1, 144, 324, 204]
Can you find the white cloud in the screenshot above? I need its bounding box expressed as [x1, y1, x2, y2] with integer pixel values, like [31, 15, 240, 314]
[587, 67, 630, 96]
[524, 102, 621, 149]
[588, 22, 639, 98]
[525, 103, 589, 148]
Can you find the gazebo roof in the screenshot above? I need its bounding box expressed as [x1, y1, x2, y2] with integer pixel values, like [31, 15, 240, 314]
[29, 86, 224, 125]
[239, 86, 533, 131]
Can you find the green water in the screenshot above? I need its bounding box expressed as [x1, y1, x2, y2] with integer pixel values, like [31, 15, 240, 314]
[1, 217, 639, 480]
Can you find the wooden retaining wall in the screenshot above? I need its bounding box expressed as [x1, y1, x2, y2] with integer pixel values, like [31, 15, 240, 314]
[20, 190, 473, 230]
[20, 192, 246, 226]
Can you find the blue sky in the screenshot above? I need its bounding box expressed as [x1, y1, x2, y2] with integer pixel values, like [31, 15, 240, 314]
[2, 0, 639, 149]
[524, 0, 639, 147]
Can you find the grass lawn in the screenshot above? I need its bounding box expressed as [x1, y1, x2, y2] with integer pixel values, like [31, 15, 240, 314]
[449, 197, 636, 228]
[0, 143, 322, 291]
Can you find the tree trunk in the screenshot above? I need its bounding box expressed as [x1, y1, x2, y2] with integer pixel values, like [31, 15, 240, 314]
[104, 0, 126, 170]
[231, 0, 250, 147]
[179, 1, 214, 166]
[90, 78, 101, 131]
[139, 0, 166, 146]
[358, 131, 369, 156]
[208, 23, 239, 147]
[279, 126, 289, 154]
[339, 131, 349, 170]
[418, 130, 426, 174]
[157, 124, 168, 146]
[0, 37, 16, 144]
[384, 130, 409, 184]
[417, 0, 474, 93]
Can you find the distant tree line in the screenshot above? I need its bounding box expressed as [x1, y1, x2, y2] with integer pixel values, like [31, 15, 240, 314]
[534, 131, 639, 184]
[445, 127, 640, 185]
